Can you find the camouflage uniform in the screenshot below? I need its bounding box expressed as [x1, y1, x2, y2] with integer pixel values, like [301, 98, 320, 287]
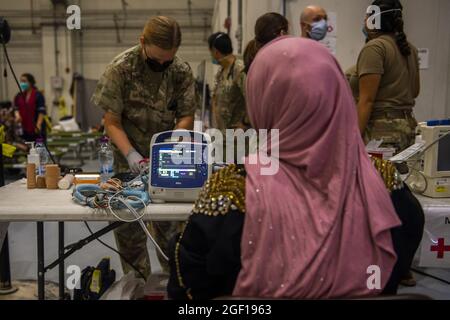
[212, 58, 247, 132]
[354, 35, 420, 155]
[345, 66, 417, 154]
[92, 45, 198, 277]
[212, 58, 247, 163]
[364, 107, 418, 154]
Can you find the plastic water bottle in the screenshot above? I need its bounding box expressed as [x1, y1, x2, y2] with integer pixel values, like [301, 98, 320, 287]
[35, 138, 49, 176]
[99, 137, 114, 182]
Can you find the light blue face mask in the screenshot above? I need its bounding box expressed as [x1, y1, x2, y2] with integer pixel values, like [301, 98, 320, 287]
[212, 58, 220, 65]
[308, 19, 328, 41]
[19, 82, 29, 92]
[362, 24, 369, 39]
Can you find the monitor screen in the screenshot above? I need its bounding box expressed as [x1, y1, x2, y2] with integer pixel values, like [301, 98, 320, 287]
[437, 133, 450, 172]
[157, 148, 197, 179]
[150, 143, 209, 189]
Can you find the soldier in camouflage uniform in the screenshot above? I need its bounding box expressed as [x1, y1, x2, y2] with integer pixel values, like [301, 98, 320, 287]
[208, 32, 247, 133]
[346, 65, 418, 153]
[354, 5, 420, 156]
[355, 3, 420, 286]
[91, 16, 198, 278]
[212, 59, 247, 132]
[208, 32, 247, 163]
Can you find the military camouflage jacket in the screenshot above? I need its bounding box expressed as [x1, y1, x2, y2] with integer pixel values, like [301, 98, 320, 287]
[212, 58, 247, 132]
[92, 45, 199, 171]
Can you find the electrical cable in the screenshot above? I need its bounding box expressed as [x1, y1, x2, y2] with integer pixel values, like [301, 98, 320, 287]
[107, 190, 146, 223]
[100, 178, 123, 192]
[83, 221, 147, 281]
[103, 166, 169, 260]
[405, 165, 428, 194]
[0, 36, 21, 100]
[0, 35, 56, 164]
[402, 130, 450, 185]
[76, 171, 169, 269]
[106, 191, 169, 261]
[119, 197, 169, 262]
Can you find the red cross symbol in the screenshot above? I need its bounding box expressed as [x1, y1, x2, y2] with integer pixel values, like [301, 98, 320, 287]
[430, 238, 450, 259]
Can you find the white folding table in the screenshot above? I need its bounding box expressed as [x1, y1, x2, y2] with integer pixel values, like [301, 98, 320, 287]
[0, 179, 193, 300]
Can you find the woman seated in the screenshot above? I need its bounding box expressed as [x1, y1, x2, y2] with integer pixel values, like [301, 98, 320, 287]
[167, 37, 423, 300]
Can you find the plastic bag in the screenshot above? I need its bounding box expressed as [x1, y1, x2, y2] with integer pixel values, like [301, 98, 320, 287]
[100, 271, 145, 300]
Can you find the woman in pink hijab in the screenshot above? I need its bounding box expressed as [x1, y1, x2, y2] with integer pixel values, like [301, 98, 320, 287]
[167, 37, 417, 300]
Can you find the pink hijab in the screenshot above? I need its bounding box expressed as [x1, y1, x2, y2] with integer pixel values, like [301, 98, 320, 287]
[233, 37, 401, 299]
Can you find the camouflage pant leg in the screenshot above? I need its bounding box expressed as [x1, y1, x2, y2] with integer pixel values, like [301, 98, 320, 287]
[148, 221, 184, 274]
[364, 117, 418, 154]
[113, 221, 151, 279]
[111, 150, 182, 275]
[111, 152, 152, 278]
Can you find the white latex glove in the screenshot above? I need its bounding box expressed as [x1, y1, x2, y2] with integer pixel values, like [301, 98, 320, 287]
[126, 148, 144, 174]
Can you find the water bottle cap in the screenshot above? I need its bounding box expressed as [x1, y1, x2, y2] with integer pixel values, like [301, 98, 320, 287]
[100, 136, 109, 143]
[36, 137, 44, 143]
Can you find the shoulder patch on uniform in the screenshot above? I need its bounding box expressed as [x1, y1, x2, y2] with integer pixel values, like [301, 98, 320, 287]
[192, 164, 245, 216]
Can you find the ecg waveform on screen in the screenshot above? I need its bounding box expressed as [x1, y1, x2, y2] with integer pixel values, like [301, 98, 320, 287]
[158, 149, 197, 179]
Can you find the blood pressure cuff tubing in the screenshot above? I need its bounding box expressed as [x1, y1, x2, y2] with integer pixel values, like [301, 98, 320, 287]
[72, 184, 150, 209]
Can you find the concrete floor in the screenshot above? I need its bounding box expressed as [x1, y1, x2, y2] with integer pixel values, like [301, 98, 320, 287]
[3, 159, 450, 299]
[398, 263, 450, 299]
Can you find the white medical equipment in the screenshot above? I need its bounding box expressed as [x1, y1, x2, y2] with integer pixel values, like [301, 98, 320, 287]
[148, 130, 212, 203]
[419, 121, 450, 198]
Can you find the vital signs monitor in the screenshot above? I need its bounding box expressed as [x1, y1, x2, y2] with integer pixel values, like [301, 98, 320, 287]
[148, 130, 212, 202]
[420, 121, 450, 198]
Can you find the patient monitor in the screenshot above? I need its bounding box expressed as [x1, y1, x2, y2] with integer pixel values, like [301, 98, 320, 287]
[419, 121, 450, 198]
[149, 130, 212, 203]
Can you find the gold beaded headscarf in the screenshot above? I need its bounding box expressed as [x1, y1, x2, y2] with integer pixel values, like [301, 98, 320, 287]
[175, 164, 246, 299]
[370, 157, 404, 192]
[192, 164, 246, 216]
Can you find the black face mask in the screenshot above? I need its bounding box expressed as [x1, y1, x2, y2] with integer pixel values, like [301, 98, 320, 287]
[143, 47, 173, 72]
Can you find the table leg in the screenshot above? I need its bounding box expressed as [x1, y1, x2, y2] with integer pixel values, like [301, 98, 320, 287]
[37, 222, 45, 300]
[0, 233, 17, 294]
[58, 222, 65, 300]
